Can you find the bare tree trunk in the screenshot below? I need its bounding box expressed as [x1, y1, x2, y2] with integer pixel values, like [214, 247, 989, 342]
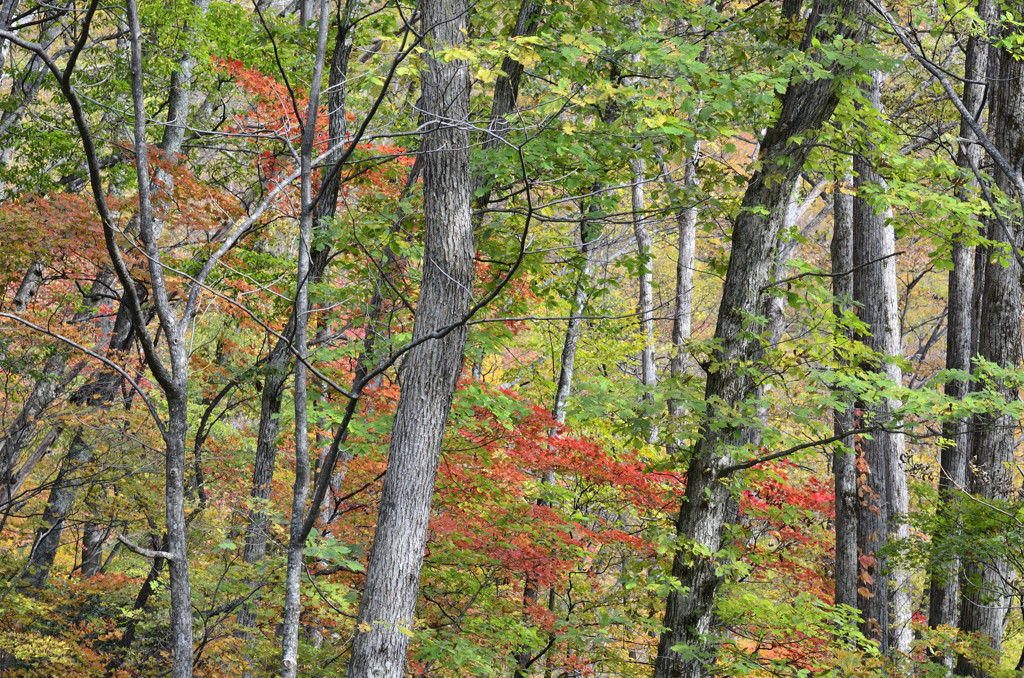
[668, 150, 699, 398]
[26, 431, 91, 588]
[242, 0, 358, 568]
[513, 208, 600, 678]
[279, 1, 330, 674]
[832, 173, 858, 613]
[472, 0, 540, 208]
[81, 521, 106, 577]
[159, 0, 212, 156]
[928, 0, 993, 638]
[126, 2, 195, 672]
[631, 158, 657, 444]
[956, 28, 1024, 677]
[346, 0, 474, 671]
[0, 271, 114, 498]
[23, 302, 133, 588]
[852, 71, 909, 655]
[11, 261, 43, 311]
[653, 3, 865, 674]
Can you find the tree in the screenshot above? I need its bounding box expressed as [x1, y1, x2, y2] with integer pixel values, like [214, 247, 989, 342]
[346, 0, 476, 673]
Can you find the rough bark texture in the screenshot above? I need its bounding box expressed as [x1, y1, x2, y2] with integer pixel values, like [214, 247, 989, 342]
[927, 0, 993, 636]
[81, 522, 106, 577]
[653, 3, 865, 675]
[11, 260, 43, 311]
[832, 175, 858, 612]
[26, 431, 92, 588]
[346, 0, 474, 672]
[852, 72, 909, 655]
[0, 271, 114, 500]
[956, 31, 1024, 678]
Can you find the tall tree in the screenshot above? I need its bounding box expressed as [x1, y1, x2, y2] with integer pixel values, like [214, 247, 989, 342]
[851, 70, 909, 655]
[346, 0, 475, 673]
[832, 173, 857, 612]
[955, 22, 1024, 677]
[927, 0, 994, 636]
[279, 0, 331, 674]
[653, 2, 866, 675]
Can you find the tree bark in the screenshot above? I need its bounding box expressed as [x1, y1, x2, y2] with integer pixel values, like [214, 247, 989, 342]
[280, 1, 330, 673]
[242, 0, 357, 567]
[471, 0, 541, 210]
[81, 521, 106, 577]
[956, 26, 1024, 677]
[24, 303, 134, 588]
[927, 0, 993, 636]
[653, 3, 865, 675]
[513, 206, 600, 678]
[631, 158, 658, 445]
[668, 150, 699, 399]
[832, 173, 858, 613]
[346, 0, 474, 672]
[851, 72, 908, 652]
[158, 0, 212, 156]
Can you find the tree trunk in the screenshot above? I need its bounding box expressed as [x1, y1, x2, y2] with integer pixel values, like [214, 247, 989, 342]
[242, 0, 357, 568]
[346, 0, 474, 672]
[81, 521, 106, 577]
[25, 431, 91, 588]
[24, 303, 134, 588]
[513, 207, 600, 678]
[832, 173, 858, 613]
[0, 271, 114, 498]
[653, 4, 865, 675]
[668, 150, 699, 399]
[158, 0, 212, 156]
[956, 28, 1024, 677]
[471, 0, 541, 209]
[280, 2, 330, 674]
[852, 71, 910, 655]
[11, 260, 43, 311]
[927, 0, 993, 637]
[631, 157, 657, 445]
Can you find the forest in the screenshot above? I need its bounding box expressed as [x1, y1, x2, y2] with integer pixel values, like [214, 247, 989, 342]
[0, 0, 1023, 674]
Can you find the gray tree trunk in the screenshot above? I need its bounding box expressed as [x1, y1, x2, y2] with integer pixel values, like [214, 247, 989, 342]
[81, 522, 106, 577]
[159, 0, 212, 156]
[0, 271, 114, 499]
[653, 3, 866, 675]
[851, 72, 909, 654]
[242, 0, 357, 569]
[280, 1, 330, 674]
[956, 28, 1024, 677]
[668, 150, 699, 398]
[11, 261, 43, 311]
[471, 0, 540, 210]
[631, 158, 658, 445]
[513, 207, 600, 678]
[26, 431, 92, 588]
[832, 174, 858, 613]
[24, 302, 133, 588]
[927, 0, 993, 636]
[346, 0, 474, 671]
